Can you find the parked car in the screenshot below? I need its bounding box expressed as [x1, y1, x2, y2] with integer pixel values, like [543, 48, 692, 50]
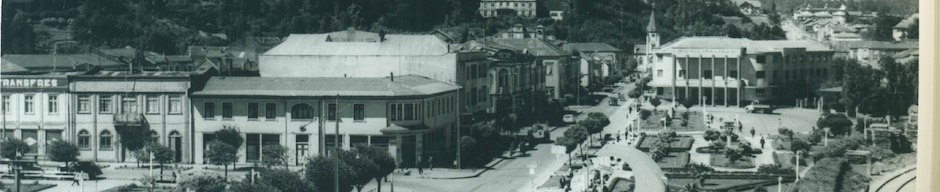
[563, 114, 576, 123]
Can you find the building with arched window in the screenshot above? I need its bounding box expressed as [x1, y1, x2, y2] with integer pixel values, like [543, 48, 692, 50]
[191, 75, 459, 167]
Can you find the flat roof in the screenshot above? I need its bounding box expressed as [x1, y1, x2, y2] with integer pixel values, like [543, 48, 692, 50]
[657, 36, 833, 54]
[192, 75, 459, 97]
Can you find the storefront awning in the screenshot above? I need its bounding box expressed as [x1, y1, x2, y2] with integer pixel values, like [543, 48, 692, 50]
[380, 124, 430, 135]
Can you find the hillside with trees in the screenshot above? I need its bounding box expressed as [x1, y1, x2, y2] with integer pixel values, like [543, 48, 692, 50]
[3, 0, 784, 54]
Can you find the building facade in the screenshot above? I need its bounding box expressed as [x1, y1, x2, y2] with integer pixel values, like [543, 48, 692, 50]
[69, 71, 198, 163]
[190, 75, 459, 167]
[471, 38, 575, 100]
[259, 30, 490, 129]
[479, 0, 537, 18]
[1, 75, 71, 159]
[487, 49, 546, 117]
[563, 43, 624, 81]
[648, 37, 834, 105]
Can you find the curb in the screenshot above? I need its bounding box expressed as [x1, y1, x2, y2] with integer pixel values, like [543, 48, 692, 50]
[424, 157, 507, 180]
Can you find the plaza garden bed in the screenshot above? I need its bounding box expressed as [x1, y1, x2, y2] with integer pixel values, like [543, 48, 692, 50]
[710, 155, 756, 169]
[667, 178, 782, 192]
[637, 136, 695, 152]
[694, 146, 763, 154]
[652, 152, 691, 169]
[638, 110, 706, 131]
[607, 177, 635, 192]
[772, 152, 807, 170]
[102, 184, 176, 192]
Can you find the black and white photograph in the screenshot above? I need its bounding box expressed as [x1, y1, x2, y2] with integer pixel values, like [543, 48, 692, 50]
[0, 0, 930, 191]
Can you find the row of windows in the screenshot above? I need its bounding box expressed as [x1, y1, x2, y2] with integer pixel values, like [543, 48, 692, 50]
[76, 129, 178, 150]
[466, 86, 490, 106]
[2, 95, 59, 115]
[482, 10, 535, 17]
[77, 94, 183, 114]
[756, 55, 833, 64]
[675, 70, 739, 79]
[203, 102, 368, 121]
[425, 96, 456, 119]
[482, 2, 535, 8]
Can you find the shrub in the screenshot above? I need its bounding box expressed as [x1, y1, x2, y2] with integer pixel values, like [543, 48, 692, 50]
[70, 161, 103, 180]
[757, 164, 784, 173]
[179, 174, 227, 192]
[640, 110, 652, 120]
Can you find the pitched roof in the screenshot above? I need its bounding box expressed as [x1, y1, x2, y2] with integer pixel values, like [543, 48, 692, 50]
[1, 54, 125, 70]
[192, 75, 459, 97]
[1, 58, 30, 74]
[563, 43, 622, 53]
[733, 0, 762, 8]
[263, 30, 450, 56]
[477, 38, 570, 57]
[894, 14, 918, 29]
[657, 37, 832, 54]
[647, 12, 657, 32]
[827, 41, 918, 51]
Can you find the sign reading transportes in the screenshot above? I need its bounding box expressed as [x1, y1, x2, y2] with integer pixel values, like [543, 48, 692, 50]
[0, 77, 68, 91]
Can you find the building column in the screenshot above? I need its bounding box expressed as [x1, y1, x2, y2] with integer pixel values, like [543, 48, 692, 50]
[711, 55, 716, 106]
[698, 56, 703, 105]
[685, 57, 689, 101]
[737, 55, 743, 107]
[724, 56, 729, 106]
[672, 54, 677, 101]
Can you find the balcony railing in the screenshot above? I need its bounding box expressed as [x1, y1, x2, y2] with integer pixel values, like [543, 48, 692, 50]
[113, 113, 147, 127]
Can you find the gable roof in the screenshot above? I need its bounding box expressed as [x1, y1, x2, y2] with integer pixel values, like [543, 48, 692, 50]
[477, 38, 570, 57]
[563, 43, 622, 53]
[733, 0, 762, 8]
[192, 75, 459, 97]
[263, 30, 450, 56]
[894, 14, 918, 29]
[1, 54, 125, 71]
[827, 41, 918, 51]
[1, 58, 30, 74]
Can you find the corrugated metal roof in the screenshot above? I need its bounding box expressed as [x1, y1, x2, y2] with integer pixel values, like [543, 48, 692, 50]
[474, 38, 570, 56]
[563, 43, 623, 52]
[72, 81, 188, 92]
[193, 75, 458, 97]
[827, 41, 918, 51]
[263, 31, 450, 56]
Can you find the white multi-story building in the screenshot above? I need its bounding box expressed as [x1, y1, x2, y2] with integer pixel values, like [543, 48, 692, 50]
[648, 37, 834, 105]
[478, 0, 538, 18]
[1, 75, 71, 159]
[190, 75, 459, 167]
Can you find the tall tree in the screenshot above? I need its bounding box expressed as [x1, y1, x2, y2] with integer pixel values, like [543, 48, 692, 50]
[356, 145, 396, 192]
[258, 168, 317, 192]
[261, 145, 289, 168]
[206, 140, 237, 179]
[46, 140, 80, 167]
[306, 155, 356, 192]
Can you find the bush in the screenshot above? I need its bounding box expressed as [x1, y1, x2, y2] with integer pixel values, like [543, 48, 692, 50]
[70, 161, 103, 180]
[179, 174, 227, 192]
[640, 110, 652, 120]
[817, 114, 853, 136]
[757, 164, 785, 173]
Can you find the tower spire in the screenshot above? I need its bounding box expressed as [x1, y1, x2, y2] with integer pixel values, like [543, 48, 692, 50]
[647, 10, 657, 32]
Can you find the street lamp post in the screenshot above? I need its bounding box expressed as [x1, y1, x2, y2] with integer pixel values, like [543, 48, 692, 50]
[334, 94, 341, 192]
[795, 151, 801, 181]
[777, 176, 783, 192]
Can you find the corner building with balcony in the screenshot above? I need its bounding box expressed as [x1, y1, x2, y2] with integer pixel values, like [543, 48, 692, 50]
[648, 37, 834, 105]
[190, 75, 459, 167]
[69, 71, 206, 163]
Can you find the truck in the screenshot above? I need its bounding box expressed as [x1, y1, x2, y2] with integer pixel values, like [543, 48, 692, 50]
[745, 102, 774, 114]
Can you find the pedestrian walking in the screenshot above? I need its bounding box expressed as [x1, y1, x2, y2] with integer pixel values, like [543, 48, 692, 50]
[428, 156, 434, 171]
[71, 172, 81, 186]
[417, 157, 424, 175]
[750, 127, 756, 138]
[760, 137, 766, 149]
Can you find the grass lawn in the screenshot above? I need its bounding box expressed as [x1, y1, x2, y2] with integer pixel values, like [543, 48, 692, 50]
[653, 152, 691, 169]
[638, 111, 706, 131]
[638, 136, 695, 151]
[710, 154, 756, 169]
